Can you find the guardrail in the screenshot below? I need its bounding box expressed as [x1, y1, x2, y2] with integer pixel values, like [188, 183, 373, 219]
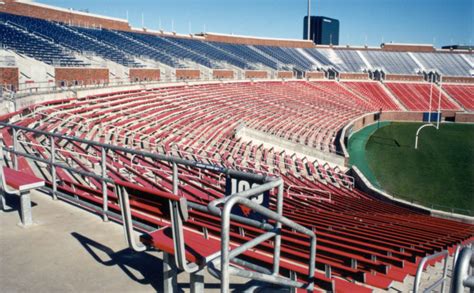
[451, 245, 474, 293]
[413, 250, 449, 293]
[0, 121, 316, 292]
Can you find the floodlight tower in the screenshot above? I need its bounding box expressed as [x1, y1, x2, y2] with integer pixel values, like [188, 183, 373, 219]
[307, 0, 311, 40]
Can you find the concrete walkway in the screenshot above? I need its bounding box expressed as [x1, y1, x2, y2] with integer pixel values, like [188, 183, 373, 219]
[0, 190, 247, 292]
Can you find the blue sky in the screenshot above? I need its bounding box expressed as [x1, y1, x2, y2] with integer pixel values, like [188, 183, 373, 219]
[40, 0, 473, 47]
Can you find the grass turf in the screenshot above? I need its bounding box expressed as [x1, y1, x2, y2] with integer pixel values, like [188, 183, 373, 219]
[364, 122, 474, 214]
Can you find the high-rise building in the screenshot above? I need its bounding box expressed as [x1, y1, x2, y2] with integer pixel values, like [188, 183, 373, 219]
[303, 16, 340, 45]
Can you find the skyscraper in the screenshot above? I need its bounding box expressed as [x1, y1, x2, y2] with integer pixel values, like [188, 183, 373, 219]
[304, 16, 340, 45]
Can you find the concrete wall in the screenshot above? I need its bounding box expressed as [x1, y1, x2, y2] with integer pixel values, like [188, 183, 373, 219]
[204, 33, 315, 48]
[455, 112, 474, 123]
[339, 110, 465, 165]
[236, 126, 345, 166]
[381, 43, 435, 52]
[129, 68, 160, 82]
[1, 0, 130, 30]
[339, 73, 369, 80]
[175, 69, 200, 80]
[444, 76, 474, 84]
[212, 70, 234, 79]
[385, 74, 425, 82]
[0, 67, 19, 91]
[350, 167, 473, 224]
[305, 71, 325, 79]
[245, 70, 268, 79]
[55, 67, 109, 86]
[277, 71, 294, 79]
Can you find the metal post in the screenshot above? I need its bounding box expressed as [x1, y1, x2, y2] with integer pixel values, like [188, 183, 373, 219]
[428, 74, 433, 123]
[0, 157, 5, 211]
[20, 191, 33, 227]
[172, 162, 178, 195]
[190, 268, 205, 293]
[0, 190, 5, 211]
[101, 147, 108, 221]
[50, 136, 57, 200]
[272, 182, 283, 275]
[12, 128, 18, 170]
[163, 252, 178, 293]
[437, 76, 442, 130]
[415, 124, 436, 150]
[289, 271, 297, 293]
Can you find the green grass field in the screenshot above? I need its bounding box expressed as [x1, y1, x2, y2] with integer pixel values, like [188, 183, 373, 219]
[362, 122, 474, 214]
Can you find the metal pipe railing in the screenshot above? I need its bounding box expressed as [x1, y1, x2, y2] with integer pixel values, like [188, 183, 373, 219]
[451, 246, 474, 293]
[220, 195, 316, 292]
[0, 122, 270, 184]
[413, 250, 449, 293]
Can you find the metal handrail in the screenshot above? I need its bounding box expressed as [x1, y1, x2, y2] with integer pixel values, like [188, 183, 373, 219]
[218, 192, 316, 292]
[0, 122, 268, 183]
[413, 250, 449, 293]
[451, 246, 474, 293]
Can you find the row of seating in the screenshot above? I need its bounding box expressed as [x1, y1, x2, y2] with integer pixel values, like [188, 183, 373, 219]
[1, 83, 473, 291]
[0, 11, 471, 75]
[384, 82, 461, 111]
[0, 21, 86, 67]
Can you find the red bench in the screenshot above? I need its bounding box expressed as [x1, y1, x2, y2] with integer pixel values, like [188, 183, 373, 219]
[1, 166, 45, 226]
[114, 180, 317, 293]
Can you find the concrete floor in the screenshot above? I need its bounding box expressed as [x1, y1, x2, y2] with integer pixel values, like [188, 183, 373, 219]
[0, 190, 248, 293]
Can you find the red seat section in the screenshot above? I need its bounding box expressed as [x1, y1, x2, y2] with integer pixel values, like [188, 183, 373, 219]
[385, 82, 461, 111]
[141, 227, 223, 265]
[2, 80, 473, 292]
[341, 81, 401, 110]
[443, 84, 474, 111]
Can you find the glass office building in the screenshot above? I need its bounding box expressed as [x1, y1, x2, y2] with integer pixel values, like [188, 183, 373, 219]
[303, 16, 340, 45]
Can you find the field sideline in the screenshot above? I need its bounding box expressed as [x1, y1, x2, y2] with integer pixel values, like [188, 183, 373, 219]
[350, 122, 474, 215]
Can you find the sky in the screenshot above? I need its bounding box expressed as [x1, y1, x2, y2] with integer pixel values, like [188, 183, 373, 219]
[39, 0, 473, 48]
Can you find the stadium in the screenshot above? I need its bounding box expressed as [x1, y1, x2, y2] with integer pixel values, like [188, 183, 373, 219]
[0, 0, 473, 292]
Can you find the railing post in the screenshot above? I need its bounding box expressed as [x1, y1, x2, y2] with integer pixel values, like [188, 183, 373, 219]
[50, 135, 57, 200]
[272, 182, 283, 275]
[163, 252, 178, 293]
[190, 268, 205, 293]
[12, 128, 18, 170]
[101, 147, 108, 221]
[172, 162, 178, 195]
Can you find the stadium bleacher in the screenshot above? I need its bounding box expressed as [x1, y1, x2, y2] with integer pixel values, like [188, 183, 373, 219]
[361, 50, 421, 75]
[443, 84, 474, 111]
[1, 82, 473, 291]
[1, 10, 471, 79]
[341, 81, 402, 110]
[384, 82, 462, 111]
[1, 4, 473, 292]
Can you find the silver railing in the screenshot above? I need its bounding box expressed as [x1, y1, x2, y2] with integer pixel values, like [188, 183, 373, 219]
[0, 121, 316, 292]
[451, 245, 474, 293]
[413, 250, 449, 293]
[0, 121, 267, 221]
[209, 180, 316, 292]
